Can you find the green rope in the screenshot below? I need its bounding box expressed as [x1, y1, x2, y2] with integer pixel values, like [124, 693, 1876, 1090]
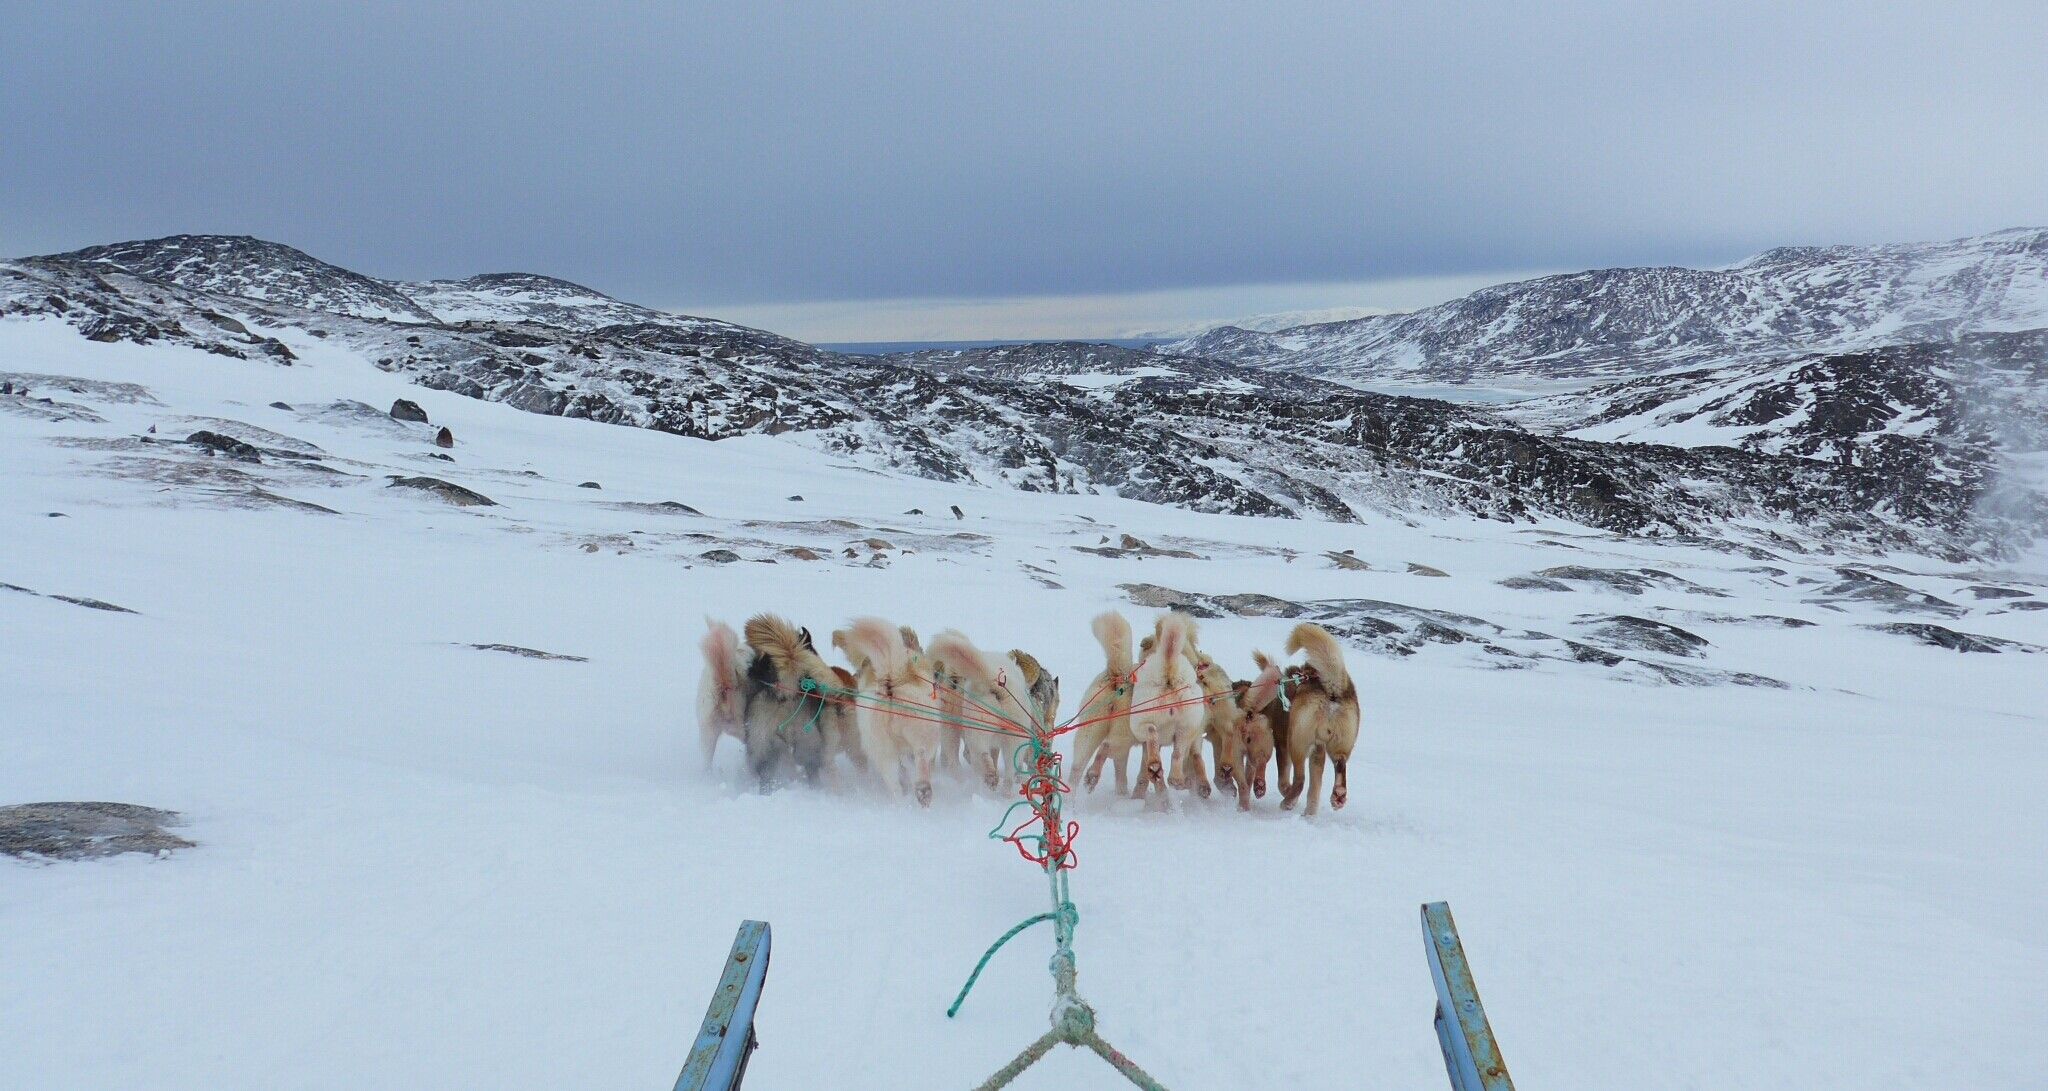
[947, 902, 1079, 1018]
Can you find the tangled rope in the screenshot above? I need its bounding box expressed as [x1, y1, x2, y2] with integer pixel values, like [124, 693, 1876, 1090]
[794, 656, 1193, 1088]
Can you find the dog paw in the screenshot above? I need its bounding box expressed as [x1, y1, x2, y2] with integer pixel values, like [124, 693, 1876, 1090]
[1194, 781, 1212, 799]
[915, 783, 933, 807]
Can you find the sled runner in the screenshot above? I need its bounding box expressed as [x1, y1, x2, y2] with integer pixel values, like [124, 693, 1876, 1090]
[672, 905, 1516, 1090]
[1423, 902, 1515, 1091]
[673, 920, 771, 1091]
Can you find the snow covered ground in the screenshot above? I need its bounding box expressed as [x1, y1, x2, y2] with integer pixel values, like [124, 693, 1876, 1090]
[4, 317, 2047, 1089]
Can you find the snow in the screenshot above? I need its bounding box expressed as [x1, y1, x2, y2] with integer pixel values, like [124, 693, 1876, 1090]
[4, 317, 2048, 1089]
[1059, 366, 1183, 390]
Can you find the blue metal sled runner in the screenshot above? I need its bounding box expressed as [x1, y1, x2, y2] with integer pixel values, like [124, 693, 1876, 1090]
[673, 921, 771, 1091]
[673, 904, 1516, 1090]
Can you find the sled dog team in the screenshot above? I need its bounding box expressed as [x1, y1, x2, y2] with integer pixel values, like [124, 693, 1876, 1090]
[700, 610, 1360, 815]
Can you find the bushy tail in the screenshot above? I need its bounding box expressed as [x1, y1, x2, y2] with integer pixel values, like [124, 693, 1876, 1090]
[899, 625, 923, 654]
[744, 613, 811, 676]
[1244, 657, 1282, 711]
[926, 630, 1000, 690]
[1286, 623, 1351, 697]
[1155, 612, 1196, 671]
[1092, 611, 1133, 676]
[844, 616, 910, 683]
[701, 618, 741, 684]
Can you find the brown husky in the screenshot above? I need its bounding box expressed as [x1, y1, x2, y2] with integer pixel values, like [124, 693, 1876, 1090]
[1075, 611, 1136, 795]
[1277, 623, 1359, 816]
[1129, 613, 1205, 807]
[1226, 657, 1284, 811]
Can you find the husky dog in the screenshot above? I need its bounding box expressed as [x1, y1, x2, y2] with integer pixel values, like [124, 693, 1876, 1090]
[697, 618, 751, 770]
[823, 666, 869, 777]
[925, 631, 1047, 791]
[1277, 623, 1359, 816]
[1075, 612, 1136, 795]
[842, 617, 944, 805]
[1129, 613, 1205, 807]
[1180, 648, 1236, 799]
[1226, 656, 1285, 811]
[740, 614, 837, 789]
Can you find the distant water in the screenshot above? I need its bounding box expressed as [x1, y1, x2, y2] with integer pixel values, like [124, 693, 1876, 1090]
[821, 338, 1169, 355]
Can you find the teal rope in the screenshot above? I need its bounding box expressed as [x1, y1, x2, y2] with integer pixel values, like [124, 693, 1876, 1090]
[947, 902, 1079, 1018]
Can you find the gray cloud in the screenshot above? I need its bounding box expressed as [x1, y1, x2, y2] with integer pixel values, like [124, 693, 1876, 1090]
[4, 1, 2044, 325]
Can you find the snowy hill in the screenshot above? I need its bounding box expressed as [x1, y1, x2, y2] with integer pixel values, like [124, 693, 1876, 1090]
[8, 233, 2039, 557]
[397, 272, 678, 331]
[1165, 227, 2048, 384]
[4, 297, 2046, 1089]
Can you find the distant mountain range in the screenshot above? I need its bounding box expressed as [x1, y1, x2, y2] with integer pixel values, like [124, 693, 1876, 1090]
[1165, 228, 2048, 385]
[5, 230, 2044, 557]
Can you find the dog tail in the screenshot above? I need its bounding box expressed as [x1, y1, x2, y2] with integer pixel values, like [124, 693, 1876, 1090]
[843, 617, 909, 683]
[1091, 611, 1133, 676]
[702, 619, 741, 684]
[926, 630, 999, 690]
[1244, 657, 1282, 711]
[1286, 623, 1351, 697]
[1154, 611, 1196, 672]
[1008, 648, 1046, 690]
[744, 613, 812, 677]
[899, 625, 923, 654]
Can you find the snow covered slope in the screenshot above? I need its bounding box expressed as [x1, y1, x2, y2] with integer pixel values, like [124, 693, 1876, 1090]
[3, 315, 2046, 1090]
[1167, 227, 2048, 384]
[8, 234, 2033, 557]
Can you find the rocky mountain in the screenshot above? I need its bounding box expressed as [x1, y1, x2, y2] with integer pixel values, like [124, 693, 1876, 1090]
[1166, 227, 2048, 384]
[5, 233, 2043, 557]
[51, 235, 442, 324]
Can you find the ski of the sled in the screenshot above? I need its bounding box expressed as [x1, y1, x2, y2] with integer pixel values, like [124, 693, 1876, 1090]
[674, 920, 772, 1091]
[1422, 902, 1514, 1091]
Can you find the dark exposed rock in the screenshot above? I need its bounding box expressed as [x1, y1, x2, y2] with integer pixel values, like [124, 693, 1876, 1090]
[1580, 615, 1710, 658]
[0, 802, 193, 860]
[434, 426, 454, 448]
[951, 505, 965, 519]
[1326, 551, 1372, 571]
[699, 548, 742, 563]
[49, 595, 137, 613]
[269, 401, 292, 410]
[186, 430, 263, 460]
[385, 475, 495, 506]
[1806, 568, 1963, 617]
[1407, 563, 1449, 577]
[1864, 623, 2043, 653]
[1963, 585, 2031, 600]
[389, 398, 429, 423]
[1118, 583, 1219, 616]
[1534, 566, 1724, 597]
[578, 481, 601, 489]
[787, 495, 804, 502]
[466, 643, 588, 662]
[1498, 576, 1573, 592]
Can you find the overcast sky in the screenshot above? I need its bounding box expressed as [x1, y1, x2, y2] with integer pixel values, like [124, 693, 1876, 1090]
[4, 2, 2044, 340]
